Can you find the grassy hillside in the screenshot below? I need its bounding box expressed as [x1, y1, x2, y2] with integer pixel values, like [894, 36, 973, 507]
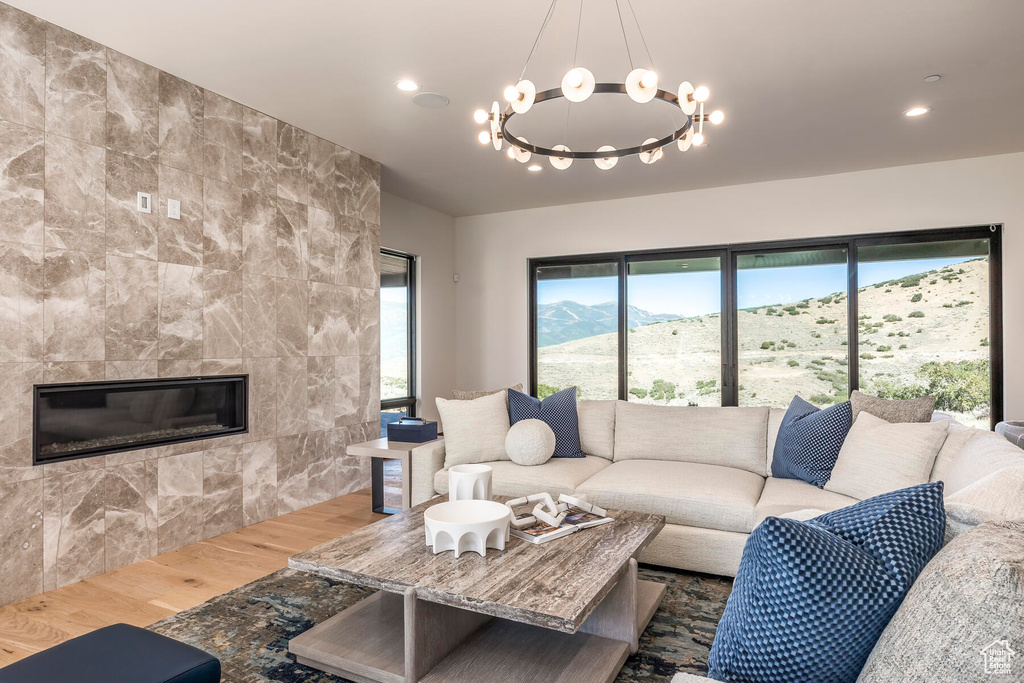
[538, 258, 990, 427]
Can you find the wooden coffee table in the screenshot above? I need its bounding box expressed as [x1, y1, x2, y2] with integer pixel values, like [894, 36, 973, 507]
[288, 496, 666, 683]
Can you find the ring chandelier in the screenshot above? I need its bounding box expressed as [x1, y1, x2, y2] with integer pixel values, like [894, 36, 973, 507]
[473, 0, 724, 171]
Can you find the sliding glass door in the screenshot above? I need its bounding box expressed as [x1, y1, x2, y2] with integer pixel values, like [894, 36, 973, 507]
[626, 256, 723, 406]
[736, 248, 849, 407]
[856, 238, 993, 428]
[528, 225, 1003, 427]
[534, 262, 620, 400]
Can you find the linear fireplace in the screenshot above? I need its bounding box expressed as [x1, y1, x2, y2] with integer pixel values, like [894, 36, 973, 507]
[33, 375, 248, 465]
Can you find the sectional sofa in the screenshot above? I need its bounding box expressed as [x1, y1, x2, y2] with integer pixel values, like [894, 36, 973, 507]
[411, 400, 1023, 577]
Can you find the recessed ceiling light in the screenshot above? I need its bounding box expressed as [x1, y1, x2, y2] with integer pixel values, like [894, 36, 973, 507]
[527, 164, 542, 172]
[923, 75, 941, 83]
[904, 106, 930, 117]
[395, 79, 419, 92]
[413, 92, 449, 108]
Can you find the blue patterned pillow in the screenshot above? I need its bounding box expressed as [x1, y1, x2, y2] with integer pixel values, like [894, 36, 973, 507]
[772, 395, 852, 488]
[507, 388, 584, 458]
[707, 482, 945, 683]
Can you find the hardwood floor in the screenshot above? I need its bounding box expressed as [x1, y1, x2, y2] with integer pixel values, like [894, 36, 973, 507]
[0, 488, 385, 668]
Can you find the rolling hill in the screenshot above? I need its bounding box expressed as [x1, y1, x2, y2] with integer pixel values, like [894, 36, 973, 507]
[538, 300, 680, 346]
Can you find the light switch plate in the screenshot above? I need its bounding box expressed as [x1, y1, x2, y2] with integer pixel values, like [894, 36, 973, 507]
[167, 198, 181, 220]
[137, 192, 151, 214]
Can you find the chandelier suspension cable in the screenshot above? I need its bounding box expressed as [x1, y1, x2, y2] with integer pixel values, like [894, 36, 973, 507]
[625, 0, 679, 129]
[563, 0, 585, 146]
[614, 0, 635, 70]
[519, 0, 560, 81]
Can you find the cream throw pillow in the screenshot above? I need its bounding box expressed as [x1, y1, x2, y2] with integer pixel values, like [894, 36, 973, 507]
[435, 391, 510, 468]
[943, 466, 1024, 542]
[825, 412, 948, 500]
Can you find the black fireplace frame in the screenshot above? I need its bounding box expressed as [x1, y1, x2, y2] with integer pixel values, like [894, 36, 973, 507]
[32, 375, 249, 465]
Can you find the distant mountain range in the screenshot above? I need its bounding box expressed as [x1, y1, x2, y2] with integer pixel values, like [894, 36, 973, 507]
[538, 300, 679, 347]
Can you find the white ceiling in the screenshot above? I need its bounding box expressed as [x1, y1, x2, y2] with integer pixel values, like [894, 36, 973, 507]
[13, 0, 1024, 217]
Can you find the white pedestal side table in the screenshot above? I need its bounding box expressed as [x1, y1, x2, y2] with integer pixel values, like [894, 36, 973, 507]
[347, 437, 443, 513]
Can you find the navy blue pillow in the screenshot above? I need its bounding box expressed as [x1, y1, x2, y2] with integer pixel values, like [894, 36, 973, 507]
[508, 387, 584, 458]
[707, 482, 945, 683]
[772, 395, 852, 488]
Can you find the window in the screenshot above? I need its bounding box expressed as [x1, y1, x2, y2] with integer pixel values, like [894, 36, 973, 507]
[528, 226, 1003, 427]
[534, 262, 620, 400]
[736, 248, 849, 407]
[380, 250, 415, 435]
[857, 238, 992, 428]
[626, 256, 723, 405]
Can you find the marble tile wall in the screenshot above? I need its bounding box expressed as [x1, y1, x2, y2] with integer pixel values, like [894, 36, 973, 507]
[0, 2, 380, 605]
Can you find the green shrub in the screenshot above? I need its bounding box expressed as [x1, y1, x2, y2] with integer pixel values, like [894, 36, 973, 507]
[867, 379, 927, 401]
[811, 332, 822, 338]
[766, 307, 777, 315]
[797, 301, 810, 309]
[786, 341, 796, 348]
[860, 353, 876, 360]
[672, 329, 678, 335]
[811, 359, 826, 366]
[760, 341, 773, 349]
[629, 387, 648, 399]
[919, 360, 989, 413]
[650, 379, 677, 402]
[908, 311, 925, 318]
[980, 338, 990, 347]
[957, 300, 973, 307]
[877, 345, 892, 352]
[788, 360, 800, 367]
[537, 384, 561, 399]
[899, 344, 907, 350]
[817, 317, 837, 325]
[911, 293, 923, 303]
[818, 296, 834, 305]
[899, 274, 923, 288]
[809, 393, 836, 406]
[883, 314, 902, 323]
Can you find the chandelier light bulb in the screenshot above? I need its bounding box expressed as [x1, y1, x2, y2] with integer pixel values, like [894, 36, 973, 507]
[550, 144, 573, 170]
[640, 70, 659, 90]
[527, 164, 542, 172]
[478, 131, 491, 145]
[709, 110, 725, 125]
[692, 131, 705, 146]
[473, 109, 489, 124]
[626, 68, 658, 103]
[510, 80, 537, 114]
[694, 86, 710, 103]
[503, 85, 519, 103]
[561, 67, 595, 102]
[594, 145, 618, 170]
[639, 138, 663, 165]
[511, 138, 532, 163]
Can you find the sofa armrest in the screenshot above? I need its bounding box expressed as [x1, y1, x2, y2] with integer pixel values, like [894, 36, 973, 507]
[411, 439, 446, 506]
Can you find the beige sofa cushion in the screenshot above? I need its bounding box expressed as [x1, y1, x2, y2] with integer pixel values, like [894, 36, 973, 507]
[434, 455, 610, 499]
[765, 407, 787, 476]
[754, 477, 858, 526]
[576, 460, 765, 534]
[435, 391, 510, 467]
[929, 421, 977, 482]
[942, 430, 1024, 495]
[451, 383, 523, 400]
[943, 466, 1024, 542]
[825, 412, 948, 500]
[613, 402, 770, 476]
[578, 400, 615, 460]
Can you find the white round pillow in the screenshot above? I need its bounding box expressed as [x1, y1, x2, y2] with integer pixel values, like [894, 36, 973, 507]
[505, 419, 556, 466]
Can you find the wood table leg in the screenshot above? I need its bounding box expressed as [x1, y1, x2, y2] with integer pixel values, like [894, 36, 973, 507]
[403, 587, 491, 682]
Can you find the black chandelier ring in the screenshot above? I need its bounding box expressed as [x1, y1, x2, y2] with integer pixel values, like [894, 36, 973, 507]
[499, 83, 693, 160]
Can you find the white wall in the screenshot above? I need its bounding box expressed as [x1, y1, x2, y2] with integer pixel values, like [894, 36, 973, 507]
[380, 192, 457, 422]
[453, 152, 1024, 418]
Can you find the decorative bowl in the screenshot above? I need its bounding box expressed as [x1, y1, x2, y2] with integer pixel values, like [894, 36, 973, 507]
[424, 499, 511, 558]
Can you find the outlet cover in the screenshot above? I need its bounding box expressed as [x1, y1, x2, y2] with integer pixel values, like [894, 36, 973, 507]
[137, 192, 151, 214]
[167, 198, 181, 220]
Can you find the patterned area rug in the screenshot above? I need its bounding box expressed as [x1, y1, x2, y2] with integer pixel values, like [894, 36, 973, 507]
[148, 566, 731, 682]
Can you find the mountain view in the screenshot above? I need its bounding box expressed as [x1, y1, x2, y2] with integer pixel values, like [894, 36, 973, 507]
[537, 258, 990, 428]
[538, 301, 680, 346]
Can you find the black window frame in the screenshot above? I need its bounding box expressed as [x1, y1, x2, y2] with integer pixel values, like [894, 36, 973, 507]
[529, 224, 1003, 427]
[380, 248, 417, 418]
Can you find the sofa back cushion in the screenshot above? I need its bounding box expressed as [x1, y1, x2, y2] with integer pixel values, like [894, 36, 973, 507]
[613, 402, 769, 475]
[942, 430, 1024, 495]
[765, 407, 786, 475]
[577, 400, 615, 460]
[435, 391, 510, 467]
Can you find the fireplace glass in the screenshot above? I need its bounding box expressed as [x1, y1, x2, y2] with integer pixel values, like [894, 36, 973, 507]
[34, 375, 248, 464]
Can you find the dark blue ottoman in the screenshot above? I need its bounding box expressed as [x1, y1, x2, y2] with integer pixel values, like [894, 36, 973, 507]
[0, 623, 220, 683]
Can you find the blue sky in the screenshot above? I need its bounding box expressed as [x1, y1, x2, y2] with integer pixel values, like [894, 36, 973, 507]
[537, 257, 976, 316]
